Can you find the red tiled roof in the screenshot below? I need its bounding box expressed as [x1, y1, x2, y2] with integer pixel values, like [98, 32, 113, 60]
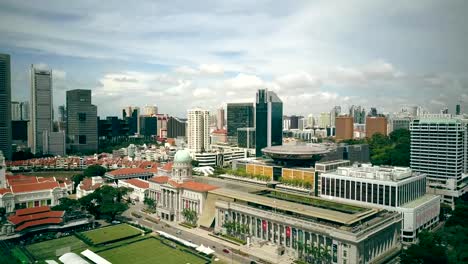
[79, 178, 102, 191]
[9, 211, 64, 225]
[37, 177, 56, 182]
[212, 129, 227, 134]
[16, 218, 63, 231]
[7, 175, 38, 185]
[0, 188, 11, 195]
[15, 206, 51, 216]
[123, 179, 149, 189]
[168, 180, 181, 188]
[149, 176, 169, 184]
[161, 162, 173, 171]
[107, 168, 151, 176]
[181, 181, 218, 192]
[11, 181, 61, 193]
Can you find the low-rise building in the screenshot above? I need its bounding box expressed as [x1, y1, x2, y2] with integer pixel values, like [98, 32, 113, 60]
[119, 178, 149, 203]
[104, 167, 155, 182]
[319, 164, 440, 243]
[76, 176, 104, 199]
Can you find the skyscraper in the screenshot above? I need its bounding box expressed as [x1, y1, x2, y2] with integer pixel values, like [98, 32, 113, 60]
[226, 103, 254, 145]
[139, 116, 157, 138]
[335, 116, 354, 141]
[410, 115, 468, 206]
[66, 89, 98, 153]
[319, 112, 331, 128]
[187, 108, 210, 153]
[58, 105, 66, 131]
[167, 117, 187, 139]
[349, 105, 366, 124]
[307, 114, 315, 128]
[330, 106, 341, 127]
[0, 54, 12, 159]
[216, 107, 225, 130]
[290, 115, 300, 129]
[143, 105, 158, 116]
[122, 106, 140, 135]
[365, 116, 388, 138]
[29, 65, 53, 155]
[456, 104, 461, 115]
[255, 89, 282, 157]
[11, 101, 21, 121]
[20, 101, 30, 121]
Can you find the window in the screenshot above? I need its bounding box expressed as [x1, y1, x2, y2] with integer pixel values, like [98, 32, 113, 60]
[79, 135, 87, 144]
[78, 113, 86, 121]
[34, 201, 40, 207]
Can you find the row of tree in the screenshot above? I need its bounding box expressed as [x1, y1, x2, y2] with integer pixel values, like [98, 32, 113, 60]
[279, 177, 313, 189]
[52, 185, 131, 221]
[225, 168, 271, 182]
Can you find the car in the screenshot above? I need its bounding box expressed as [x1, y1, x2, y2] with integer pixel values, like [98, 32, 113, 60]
[176, 230, 182, 235]
[111, 220, 121, 224]
[223, 249, 230, 254]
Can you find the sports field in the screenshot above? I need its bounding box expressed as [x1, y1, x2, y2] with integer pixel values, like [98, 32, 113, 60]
[81, 224, 142, 245]
[25, 236, 87, 260]
[98, 238, 207, 264]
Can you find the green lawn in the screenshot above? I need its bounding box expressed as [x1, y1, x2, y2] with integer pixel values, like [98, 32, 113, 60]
[81, 224, 142, 245]
[98, 238, 207, 264]
[25, 236, 87, 260]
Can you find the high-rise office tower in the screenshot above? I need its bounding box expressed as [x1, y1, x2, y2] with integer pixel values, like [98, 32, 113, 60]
[58, 105, 66, 132]
[29, 65, 53, 155]
[349, 105, 366, 124]
[319, 112, 331, 128]
[216, 107, 225, 130]
[366, 116, 388, 138]
[255, 89, 282, 157]
[139, 116, 157, 138]
[0, 54, 12, 159]
[290, 115, 300, 129]
[368, 107, 378, 117]
[11, 101, 21, 121]
[456, 104, 461, 115]
[307, 114, 315, 128]
[335, 116, 354, 141]
[283, 116, 291, 130]
[143, 105, 158, 116]
[226, 103, 254, 145]
[440, 107, 449, 114]
[21, 101, 30, 121]
[298, 117, 305, 130]
[122, 106, 140, 135]
[66, 89, 98, 153]
[167, 117, 187, 139]
[187, 108, 210, 153]
[410, 115, 468, 206]
[330, 106, 341, 127]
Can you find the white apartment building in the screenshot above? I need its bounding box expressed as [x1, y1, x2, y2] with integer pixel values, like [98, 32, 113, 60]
[319, 112, 331, 128]
[187, 108, 210, 153]
[319, 164, 440, 243]
[410, 115, 468, 206]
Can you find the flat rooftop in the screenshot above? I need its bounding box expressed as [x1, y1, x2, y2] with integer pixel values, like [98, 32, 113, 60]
[208, 187, 378, 226]
[401, 194, 440, 209]
[325, 164, 421, 182]
[262, 144, 337, 157]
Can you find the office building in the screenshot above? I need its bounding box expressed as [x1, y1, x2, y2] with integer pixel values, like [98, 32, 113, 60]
[440, 107, 449, 114]
[368, 107, 378, 117]
[29, 65, 53, 155]
[0, 54, 11, 160]
[410, 115, 468, 206]
[43, 130, 65, 156]
[123, 106, 140, 135]
[319, 112, 331, 128]
[289, 115, 300, 129]
[283, 116, 291, 130]
[237, 127, 255, 148]
[255, 89, 282, 157]
[319, 165, 440, 243]
[98, 116, 129, 141]
[139, 116, 157, 138]
[330, 106, 341, 127]
[66, 89, 98, 153]
[11, 120, 28, 142]
[366, 116, 388, 138]
[210, 129, 227, 144]
[216, 107, 225, 130]
[11, 101, 21, 121]
[187, 108, 210, 153]
[167, 117, 187, 139]
[143, 105, 158, 116]
[456, 104, 461, 115]
[349, 105, 366, 124]
[227, 103, 254, 145]
[306, 114, 314, 128]
[298, 117, 306, 130]
[156, 114, 169, 138]
[391, 117, 411, 132]
[335, 116, 354, 141]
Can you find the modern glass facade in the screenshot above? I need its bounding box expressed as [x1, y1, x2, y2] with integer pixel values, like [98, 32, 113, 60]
[255, 89, 283, 157]
[227, 103, 254, 145]
[0, 54, 11, 159]
[237, 127, 255, 148]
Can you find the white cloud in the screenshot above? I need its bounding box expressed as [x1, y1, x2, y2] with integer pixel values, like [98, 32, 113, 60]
[199, 64, 224, 75]
[224, 73, 265, 90]
[174, 66, 199, 75]
[275, 71, 321, 92]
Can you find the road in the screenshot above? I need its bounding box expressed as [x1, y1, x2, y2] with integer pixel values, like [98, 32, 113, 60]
[123, 205, 257, 264]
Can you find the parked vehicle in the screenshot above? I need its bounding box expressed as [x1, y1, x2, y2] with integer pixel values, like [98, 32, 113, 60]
[223, 249, 230, 254]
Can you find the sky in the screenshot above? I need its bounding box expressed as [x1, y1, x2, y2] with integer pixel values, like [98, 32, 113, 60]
[0, 0, 467, 118]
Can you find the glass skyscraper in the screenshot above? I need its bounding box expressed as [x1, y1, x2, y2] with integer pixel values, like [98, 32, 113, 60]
[255, 89, 283, 157]
[0, 54, 12, 159]
[226, 103, 254, 145]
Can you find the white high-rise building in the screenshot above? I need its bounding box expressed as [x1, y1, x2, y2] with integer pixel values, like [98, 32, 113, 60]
[21, 101, 30, 121]
[187, 108, 210, 153]
[143, 105, 158, 116]
[410, 114, 468, 207]
[330, 106, 341, 127]
[11, 101, 21, 121]
[29, 65, 53, 155]
[306, 114, 314, 128]
[319, 112, 331, 128]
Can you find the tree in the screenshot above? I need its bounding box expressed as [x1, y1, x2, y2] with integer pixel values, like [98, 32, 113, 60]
[78, 185, 130, 221]
[52, 197, 81, 212]
[72, 173, 85, 191]
[83, 164, 107, 177]
[401, 231, 448, 264]
[144, 197, 156, 211]
[191, 160, 200, 167]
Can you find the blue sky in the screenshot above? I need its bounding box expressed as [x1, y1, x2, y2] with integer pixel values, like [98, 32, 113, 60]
[0, 0, 467, 117]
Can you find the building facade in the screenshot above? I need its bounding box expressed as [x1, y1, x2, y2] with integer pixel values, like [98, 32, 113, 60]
[319, 165, 440, 243]
[237, 127, 255, 148]
[66, 89, 98, 154]
[217, 107, 225, 130]
[336, 116, 354, 141]
[139, 116, 157, 138]
[255, 89, 283, 157]
[29, 65, 53, 155]
[43, 131, 65, 156]
[366, 116, 388, 138]
[410, 115, 468, 206]
[187, 108, 210, 153]
[227, 103, 254, 145]
[167, 117, 187, 139]
[0, 54, 11, 160]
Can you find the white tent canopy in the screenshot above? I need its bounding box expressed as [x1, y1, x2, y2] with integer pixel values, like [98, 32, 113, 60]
[81, 249, 112, 264]
[58, 252, 90, 264]
[196, 244, 215, 255]
[157, 230, 198, 248]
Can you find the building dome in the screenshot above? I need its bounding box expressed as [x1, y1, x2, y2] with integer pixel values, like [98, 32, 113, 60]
[174, 149, 192, 164]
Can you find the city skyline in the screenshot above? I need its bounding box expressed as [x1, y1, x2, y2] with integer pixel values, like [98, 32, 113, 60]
[0, 1, 467, 118]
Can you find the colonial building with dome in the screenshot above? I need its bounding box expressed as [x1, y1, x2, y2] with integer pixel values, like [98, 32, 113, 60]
[148, 149, 218, 222]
